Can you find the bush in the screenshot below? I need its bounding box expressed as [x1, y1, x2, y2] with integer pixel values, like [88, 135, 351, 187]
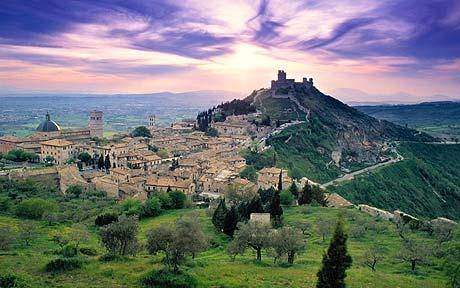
[120, 199, 142, 216]
[0, 273, 29, 288]
[141, 197, 162, 218]
[169, 191, 186, 209]
[45, 257, 84, 273]
[0, 196, 11, 212]
[0, 227, 15, 251]
[280, 190, 294, 205]
[79, 246, 98, 256]
[158, 192, 173, 210]
[61, 244, 78, 258]
[15, 198, 58, 219]
[95, 213, 119, 227]
[140, 269, 197, 288]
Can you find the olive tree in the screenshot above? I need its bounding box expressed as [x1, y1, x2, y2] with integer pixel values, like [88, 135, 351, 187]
[396, 238, 431, 272]
[146, 213, 208, 272]
[270, 226, 306, 264]
[99, 215, 139, 256]
[227, 221, 272, 262]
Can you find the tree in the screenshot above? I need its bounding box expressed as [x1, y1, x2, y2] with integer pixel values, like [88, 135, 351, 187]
[316, 218, 334, 242]
[239, 165, 257, 182]
[19, 221, 37, 246]
[15, 198, 58, 220]
[141, 197, 162, 218]
[169, 190, 186, 209]
[212, 198, 227, 232]
[99, 215, 139, 256]
[277, 170, 283, 191]
[432, 221, 455, 245]
[223, 206, 238, 237]
[298, 184, 313, 205]
[280, 190, 294, 205]
[206, 127, 218, 137]
[131, 126, 152, 138]
[95, 213, 118, 227]
[268, 190, 283, 227]
[396, 238, 431, 272]
[104, 155, 111, 172]
[443, 241, 460, 288]
[362, 246, 384, 271]
[44, 155, 55, 166]
[66, 184, 83, 198]
[316, 218, 352, 288]
[77, 152, 92, 165]
[97, 154, 104, 170]
[120, 199, 142, 216]
[312, 185, 328, 206]
[146, 214, 208, 272]
[229, 221, 272, 261]
[289, 182, 299, 198]
[271, 226, 306, 264]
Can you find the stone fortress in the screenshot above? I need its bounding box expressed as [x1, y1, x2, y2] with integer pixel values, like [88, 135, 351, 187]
[270, 70, 313, 91]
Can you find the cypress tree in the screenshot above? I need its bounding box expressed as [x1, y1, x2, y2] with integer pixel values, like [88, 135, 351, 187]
[316, 218, 352, 288]
[289, 182, 299, 198]
[298, 184, 313, 205]
[97, 154, 104, 170]
[104, 154, 111, 172]
[223, 206, 238, 237]
[212, 198, 227, 232]
[277, 170, 283, 191]
[269, 190, 283, 227]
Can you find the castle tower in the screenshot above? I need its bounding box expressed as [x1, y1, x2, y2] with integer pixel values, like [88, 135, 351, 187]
[278, 70, 286, 81]
[89, 110, 103, 138]
[148, 115, 156, 128]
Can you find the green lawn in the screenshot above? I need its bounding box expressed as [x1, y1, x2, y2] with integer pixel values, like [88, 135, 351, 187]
[0, 206, 450, 287]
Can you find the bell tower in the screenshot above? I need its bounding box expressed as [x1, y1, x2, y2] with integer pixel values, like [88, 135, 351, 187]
[89, 110, 104, 138]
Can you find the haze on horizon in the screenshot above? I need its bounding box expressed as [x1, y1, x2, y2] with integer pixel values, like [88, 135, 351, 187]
[1, 0, 459, 103]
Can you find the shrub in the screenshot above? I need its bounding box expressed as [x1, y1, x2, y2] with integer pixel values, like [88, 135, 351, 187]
[120, 199, 142, 216]
[158, 192, 173, 210]
[61, 244, 78, 258]
[0, 273, 29, 288]
[79, 246, 98, 256]
[280, 190, 294, 205]
[45, 257, 83, 273]
[95, 213, 118, 227]
[0, 196, 11, 212]
[99, 215, 139, 256]
[140, 269, 197, 288]
[0, 227, 15, 251]
[15, 198, 57, 220]
[141, 197, 162, 218]
[169, 191, 186, 209]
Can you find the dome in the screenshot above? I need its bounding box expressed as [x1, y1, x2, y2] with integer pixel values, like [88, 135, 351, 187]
[36, 113, 61, 132]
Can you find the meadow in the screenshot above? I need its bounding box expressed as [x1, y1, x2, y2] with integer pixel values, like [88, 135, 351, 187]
[0, 205, 452, 287]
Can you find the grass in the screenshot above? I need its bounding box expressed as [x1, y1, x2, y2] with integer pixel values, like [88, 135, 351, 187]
[0, 206, 450, 288]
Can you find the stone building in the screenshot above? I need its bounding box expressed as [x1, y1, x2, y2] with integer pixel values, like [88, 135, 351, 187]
[257, 167, 292, 190]
[89, 110, 104, 138]
[145, 176, 195, 194]
[40, 139, 74, 165]
[270, 70, 313, 91]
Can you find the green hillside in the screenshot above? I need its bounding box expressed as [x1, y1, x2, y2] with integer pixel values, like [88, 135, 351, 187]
[329, 143, 460, 220]
[0, 206, 453, 287]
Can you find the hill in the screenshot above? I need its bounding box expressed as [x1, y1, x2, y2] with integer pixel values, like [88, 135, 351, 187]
[329, 142, 460, 220]
[239, 72, 434, 181]
[356, 102, 460, 140]
[0, 205, 452, 287]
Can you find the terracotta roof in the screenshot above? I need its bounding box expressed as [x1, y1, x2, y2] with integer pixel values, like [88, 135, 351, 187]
[40, 139, 73, 147]
[259, 167, 282, 174]
[145, 177, 192, 189]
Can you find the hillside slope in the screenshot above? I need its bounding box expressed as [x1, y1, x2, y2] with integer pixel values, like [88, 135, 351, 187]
[329, 142, 460, 219]
[246, 85, 434, 180]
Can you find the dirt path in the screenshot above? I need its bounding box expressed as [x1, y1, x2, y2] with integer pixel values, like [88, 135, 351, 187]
[321, 152, 404, 188]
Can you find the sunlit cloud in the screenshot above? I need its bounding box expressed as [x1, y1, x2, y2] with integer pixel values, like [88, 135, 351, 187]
[0, 0, 459, 98]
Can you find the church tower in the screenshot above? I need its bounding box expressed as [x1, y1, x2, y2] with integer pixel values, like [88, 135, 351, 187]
[89, 110, 104, 138]
[148, 115, 156, 128]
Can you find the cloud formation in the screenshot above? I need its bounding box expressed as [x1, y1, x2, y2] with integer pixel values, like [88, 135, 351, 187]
[0, 0, 459, 98]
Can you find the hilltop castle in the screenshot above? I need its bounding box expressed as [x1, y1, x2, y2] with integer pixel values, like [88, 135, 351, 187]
[270, 70, 313, 91]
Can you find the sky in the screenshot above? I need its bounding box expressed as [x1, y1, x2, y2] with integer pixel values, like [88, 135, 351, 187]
[0, 0, 459, 101]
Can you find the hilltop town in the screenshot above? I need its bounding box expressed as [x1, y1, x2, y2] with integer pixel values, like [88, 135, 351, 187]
[0, 72, 305, 204]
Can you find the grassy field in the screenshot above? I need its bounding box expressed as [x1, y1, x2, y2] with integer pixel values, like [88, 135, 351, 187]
[0, 206, 450, 288]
